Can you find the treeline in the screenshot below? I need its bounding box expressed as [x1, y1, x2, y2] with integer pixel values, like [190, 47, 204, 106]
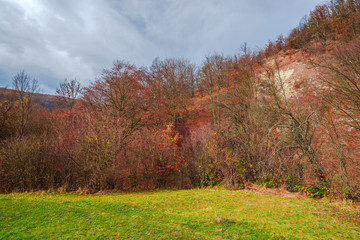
[0, 59, 198, 191]
[0, 0, 360, 200]
[263, 0, 360, 57]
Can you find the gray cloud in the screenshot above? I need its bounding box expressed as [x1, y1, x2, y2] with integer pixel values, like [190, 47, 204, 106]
[0, 0, 324, 93]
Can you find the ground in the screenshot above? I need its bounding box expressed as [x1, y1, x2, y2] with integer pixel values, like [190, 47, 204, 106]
[1, 188, 359, 239]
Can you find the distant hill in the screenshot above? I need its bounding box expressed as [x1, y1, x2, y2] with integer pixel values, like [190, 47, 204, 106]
[0, 87, 58, 110]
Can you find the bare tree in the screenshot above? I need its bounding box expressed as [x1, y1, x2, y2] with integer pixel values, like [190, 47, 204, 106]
[265, 60, 326, 182]
[0, 91, 15, 139]
[200, 54, 228, 125]
[12, 71, 40, 135]
[148, 58, 196, 121]
[312, 37, 360, 189]
[56, 78, 82, 109]
[320, 37, 360, 130]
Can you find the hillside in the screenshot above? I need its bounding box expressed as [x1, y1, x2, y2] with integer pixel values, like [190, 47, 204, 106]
[0, 87, 58, 110]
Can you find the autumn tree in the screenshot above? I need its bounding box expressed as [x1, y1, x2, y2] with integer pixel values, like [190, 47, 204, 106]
[286, 0, 360, 50]
[223, 51, 274, 177]
[194, 49, 273, 187]
[199, 54, 229, 125]
[147, 58, 197, 122]
[315, 37, 360, 189]
[329, 0, 360, 40]
[264, 60, 326, 183]
[308, 5, 332, 46]
[75, 61, 151, 189]
[286, 15, 312, 49]
[318, 37, 360, 130]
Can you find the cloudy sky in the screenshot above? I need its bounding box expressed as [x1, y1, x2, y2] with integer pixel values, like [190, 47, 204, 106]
[1, 0, 325, 94]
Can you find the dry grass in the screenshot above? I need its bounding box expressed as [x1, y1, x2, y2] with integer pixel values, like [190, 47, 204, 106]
[245, 184, 306, 199]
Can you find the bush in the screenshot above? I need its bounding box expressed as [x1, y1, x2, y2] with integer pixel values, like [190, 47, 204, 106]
[254, 173, 301, 192]
[284, 175, 301, 192]
[198, 166, 223, 187]
[344, 190, 360, 203]
[0, 136, 48, 192]
[333, 189, 360, 203]
[255, 174, 282, 188]
[301, 182, 329, 199]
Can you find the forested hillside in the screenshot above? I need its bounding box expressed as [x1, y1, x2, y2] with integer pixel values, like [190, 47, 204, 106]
[1, 0, 360, 203]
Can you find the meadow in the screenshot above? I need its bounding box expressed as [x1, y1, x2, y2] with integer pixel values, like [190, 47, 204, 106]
[1, 189, 359, 239]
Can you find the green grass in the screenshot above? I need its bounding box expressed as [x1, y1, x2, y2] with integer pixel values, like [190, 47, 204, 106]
[1, 189, 359, 239]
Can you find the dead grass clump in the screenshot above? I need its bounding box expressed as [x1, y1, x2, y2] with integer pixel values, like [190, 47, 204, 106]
[245, 184, 306, 199]
[75, 187, 97, 195]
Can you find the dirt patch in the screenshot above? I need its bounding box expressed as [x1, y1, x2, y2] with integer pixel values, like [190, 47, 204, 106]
[245, 184, 306, 199]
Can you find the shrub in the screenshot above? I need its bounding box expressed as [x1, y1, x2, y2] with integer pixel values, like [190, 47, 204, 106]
[254, 173, 301, 192]
[198, 166, 223, 187]
[333, 189, 360, 203]
[301, 182, 329, 199]
[0, 136, 48, 192]
[255, 174, 284, 189]
[284, 175, 301, 192]
[344, 190, 360, 203]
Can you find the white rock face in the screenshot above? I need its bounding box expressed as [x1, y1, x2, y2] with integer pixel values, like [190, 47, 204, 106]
[275, 68, 295, 97]
[259, 68, 296, 98]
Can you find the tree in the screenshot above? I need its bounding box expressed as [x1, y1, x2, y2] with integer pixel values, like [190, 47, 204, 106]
[85, 61, 149, 147]
[56, 78, 82, 109]
[199, 54, 229, 125]
[314, 37, 360, 189]
[318, 37, 360, 131]
[264, 60, 326, 182]
[12, 71, 40, 135]
[308, 5, 332, 46]
[78, 61, 150, 189]
[148, 58, 196, 122]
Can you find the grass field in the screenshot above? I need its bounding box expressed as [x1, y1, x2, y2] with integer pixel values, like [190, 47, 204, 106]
[1, 189, 359, 239]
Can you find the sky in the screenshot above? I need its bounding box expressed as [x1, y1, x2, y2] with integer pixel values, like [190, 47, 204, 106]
[0, 0, 325, 94]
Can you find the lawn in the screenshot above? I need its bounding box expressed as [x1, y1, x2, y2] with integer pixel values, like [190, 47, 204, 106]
[1, 189, 359, 239]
